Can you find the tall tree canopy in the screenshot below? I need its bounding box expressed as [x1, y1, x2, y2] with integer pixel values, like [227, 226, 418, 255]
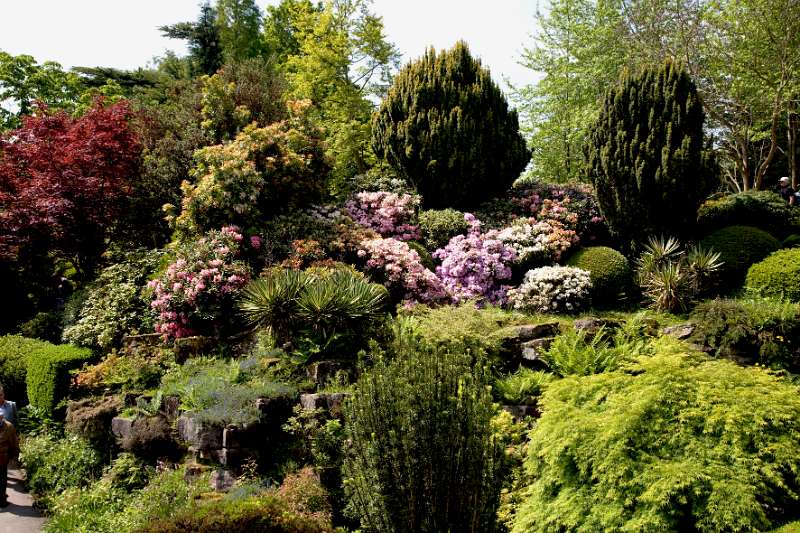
[160, 2, 224, 76]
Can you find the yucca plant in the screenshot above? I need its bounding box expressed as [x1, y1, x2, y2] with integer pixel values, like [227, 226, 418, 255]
[239, 267, 389, 360]
[685, 244, 723, 295]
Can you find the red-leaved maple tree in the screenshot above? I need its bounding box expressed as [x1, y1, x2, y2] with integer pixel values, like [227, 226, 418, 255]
[0, 100, 141, 277]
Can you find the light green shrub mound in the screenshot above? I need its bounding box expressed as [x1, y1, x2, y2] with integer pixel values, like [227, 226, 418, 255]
[0, 335, 51, 405]
[25, 341, 94, 415]
[513, 346, 800, 532]
[746, 249, 800, 302]
[406, 241, 435, 271]
[699, 225, 780, 288]
[566, 246, 630, 305]
[698, 190, 800, 239]
[418, 208, 469, 251]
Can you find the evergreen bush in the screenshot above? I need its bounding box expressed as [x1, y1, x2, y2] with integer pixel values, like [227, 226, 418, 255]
[697, 191, 800, 239]
[372, 41, 530, 209]
[783, 235, 800, 248]
[700, 225, 781, 289]
[344, 334, 502, 532]
[25, 341, 95, 415]
[513, 347, 800, 532]
[566, 246, 631, 306]
[746, 249, 800, 302]
[418, 209, 469, 251]
[0, 335, 51, 405]
[585, 60, 713, 245]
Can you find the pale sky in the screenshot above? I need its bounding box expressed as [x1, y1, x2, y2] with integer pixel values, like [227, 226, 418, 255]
[0, 0, 540, 91]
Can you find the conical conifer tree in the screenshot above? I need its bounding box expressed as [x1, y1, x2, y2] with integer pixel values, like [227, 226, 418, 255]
[372, 41, 530, 209]
[585, 60, 713, 246]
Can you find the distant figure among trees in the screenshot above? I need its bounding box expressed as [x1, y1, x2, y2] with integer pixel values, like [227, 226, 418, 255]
[777, 177, 796, 206]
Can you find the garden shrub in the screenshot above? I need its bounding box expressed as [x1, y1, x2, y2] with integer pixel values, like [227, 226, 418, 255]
[74, 348, 176, 394]
[22, 432, 105, 505]
[541, 326, 652, 377]
[513, 347, 800, 532]
[496, 218, 578, 268]
[166, 100, 329, 238]
[277, 467, 334, 528]
[699, 225, 780, 289]
[493, 368, 555, 405]
[148, 226, 251, 338]
[405, 241, 435, 271]
[26, 340, 94, 415]
[372, 41, 530, 209]
[507, 266, 592, 313]
[357, 237, 448, 305]
[566, 246, 631, 306]
[783, 234, 800, 248]
[418, 208, 469, 251]
[17, 311, 63, 343]
[240, 266, 389, 359]
[65, 396, 122, 444]
[697, 190, 800, 239]
[586, 60, 713, 245]
[0, 334, 52, 404]
[433, 214, 516, 304]
[345, 191, 421, 241]
[134, 492, 334, 533]
[63, 249, 162, 350]
[746, 249, 800, 302]
[344, 334, 502, 532]
[689, 297, 800, 372]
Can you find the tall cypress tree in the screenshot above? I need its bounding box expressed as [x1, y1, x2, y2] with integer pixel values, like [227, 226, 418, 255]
[372, 41, 530, 209]
[585, 60, 713, 246]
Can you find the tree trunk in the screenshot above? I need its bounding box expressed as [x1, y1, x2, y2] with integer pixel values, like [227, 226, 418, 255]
[789, 103, 798, 189]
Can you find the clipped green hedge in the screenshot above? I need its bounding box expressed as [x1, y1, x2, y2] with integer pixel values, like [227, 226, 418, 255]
[746, 249, 800, 302]
[699, 225, 780, 289]
[26, 341, 94, 415]
[418, 208, 469, 251]
[513, 348, 800, 532]
[697, 190, 800, 239]
[0, 335, 53, 405]
[566, 246, 630, 306]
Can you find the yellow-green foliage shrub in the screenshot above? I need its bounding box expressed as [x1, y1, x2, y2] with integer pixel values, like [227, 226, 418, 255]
[26, 341, 94, 415]
[746, 249, 800, 302]
[0, 335, 51, 404]
[513, 347, 800, 532]
[565, 246, 631, 306]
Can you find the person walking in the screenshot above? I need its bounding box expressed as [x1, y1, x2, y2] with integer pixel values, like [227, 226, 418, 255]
[777, 177, 796, 206]
[0, 411, 19, 508]
[0, 387, 17, 428]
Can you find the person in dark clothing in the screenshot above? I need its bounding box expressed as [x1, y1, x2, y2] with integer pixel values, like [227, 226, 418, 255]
[778, 177, 796, 205]
[0, 412, 19, 507]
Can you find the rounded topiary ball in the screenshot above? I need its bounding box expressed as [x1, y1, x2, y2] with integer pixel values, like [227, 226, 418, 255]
[745, 249, 800, 302]
[699, 225, 781, 289]
[566, 246, 630, 306]
[782, 234, 800, 249]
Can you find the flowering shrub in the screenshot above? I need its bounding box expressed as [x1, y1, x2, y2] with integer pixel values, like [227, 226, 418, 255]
[433, 214, 516, 305]
[148, 226, 251, 338]
[346, 191, 421, 241]
[357, 237, 448, 305]
[496, 218, 578, 266]
[507, 266, 592, 313]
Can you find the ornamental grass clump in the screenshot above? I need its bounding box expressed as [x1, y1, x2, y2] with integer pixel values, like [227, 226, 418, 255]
[148, 226, 250, 338]
[345, 191, 421, 241]
[513, 347, 800, 532]
[506, 266, 591, 313]
[433, 214, 516, 305]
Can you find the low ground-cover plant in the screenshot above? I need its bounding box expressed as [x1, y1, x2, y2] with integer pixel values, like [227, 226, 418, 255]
[507, 266, 592, 313]
[74, 348, 176, 394]
[344, 334, 502, 532]
[689, 297, 800, 371]
[513, 347, 800, 532]
[746, 248, 800, 302]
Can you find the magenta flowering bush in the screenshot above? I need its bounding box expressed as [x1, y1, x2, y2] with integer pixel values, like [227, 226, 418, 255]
[346, 191, 421, 241]
[357, 237, 448, 305]
[433, 214, 516, 305]
[496, 218, 579, 265]
[149, 226, 251, 338]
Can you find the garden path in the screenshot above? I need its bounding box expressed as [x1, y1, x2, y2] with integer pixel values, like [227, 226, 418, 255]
[0, 468, 45, 532]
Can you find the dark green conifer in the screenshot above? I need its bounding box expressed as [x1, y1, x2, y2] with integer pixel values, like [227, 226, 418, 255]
[372, 41, 530, 209]
[585, 60, 713, 246]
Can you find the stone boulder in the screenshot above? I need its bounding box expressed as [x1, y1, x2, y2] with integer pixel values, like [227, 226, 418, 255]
[573, 317, 621, 337]
[300, 393, 349, 417]
[521, 338, 554, 366]
[502, 405, 541, 420]
[662, 323, 696, 340]
[176, 415, 223, 450]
